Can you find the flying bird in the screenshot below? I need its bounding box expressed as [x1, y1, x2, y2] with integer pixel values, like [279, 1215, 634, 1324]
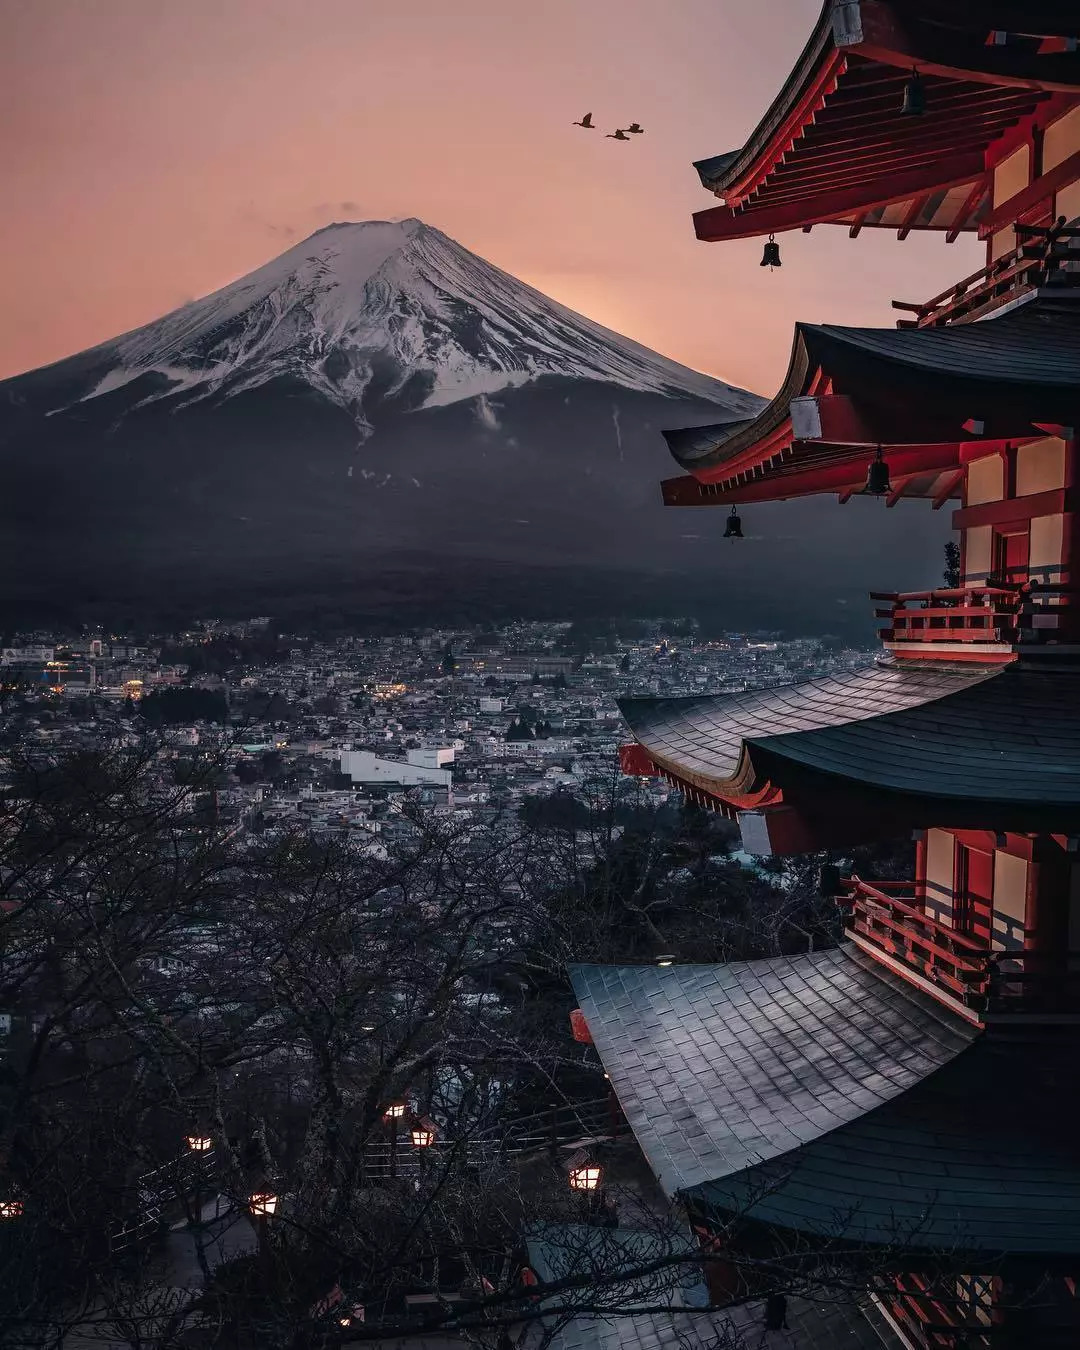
[626, 122, 645, 134]
[573, 112, 595, 129]
[606, 128, 630, 140]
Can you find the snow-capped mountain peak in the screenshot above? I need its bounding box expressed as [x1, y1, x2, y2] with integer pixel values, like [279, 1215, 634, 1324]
[76, 219, 754, 430]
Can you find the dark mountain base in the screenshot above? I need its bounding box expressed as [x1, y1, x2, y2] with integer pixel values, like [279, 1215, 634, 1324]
[1, 372, 948, 633]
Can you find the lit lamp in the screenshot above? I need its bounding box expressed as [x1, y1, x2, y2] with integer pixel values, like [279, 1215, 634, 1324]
[410, 1118, 437, 1148]
[186, 1136, 213, 1153]
[249, 1191, 278, 1217]
[655, 954, 676, 968]
[0, 1201, 23, 1219]
[384, 1102, 408, 1179]
[568, 1162, 602, 1192]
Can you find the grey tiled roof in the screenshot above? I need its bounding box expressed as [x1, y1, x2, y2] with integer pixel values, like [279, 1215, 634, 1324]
[662, 298, 1080, 472]
[696, 1034, 1080, 1256]
[569, 946, 975, 1199]
[751, 664, 1080, 806]
[618, 661, 996, 789]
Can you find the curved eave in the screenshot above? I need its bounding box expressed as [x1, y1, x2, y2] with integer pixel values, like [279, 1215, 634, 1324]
[695, 0, 1080, 242]
[661, 299, 1080, 487]
[662, 328, 811, 474]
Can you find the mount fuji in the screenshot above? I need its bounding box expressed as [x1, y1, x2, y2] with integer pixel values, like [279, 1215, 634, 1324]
[0, 219, 945, 627]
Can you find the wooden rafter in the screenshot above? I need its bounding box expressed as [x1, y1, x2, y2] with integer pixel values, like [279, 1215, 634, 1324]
[944, 177, 990, 243]
[695, 159, 985, 239]
[897, 193, 932, 241]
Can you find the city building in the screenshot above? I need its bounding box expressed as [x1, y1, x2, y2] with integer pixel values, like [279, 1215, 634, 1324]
[584, 5, 1080, 1347]
[340, 748, 453, 789]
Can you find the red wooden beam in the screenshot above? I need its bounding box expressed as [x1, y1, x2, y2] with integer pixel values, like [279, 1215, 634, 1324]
[896, 192, 933, 240]
[932, 468, 967, 509]
[853, 0, 1080, 92]
[799, 86, 1042, 137]
[944, 177, 991, 242]
[754, 166, 959, 209]
[694, 158, 985, 239]
[789, 111, 1032, 168]
[953, 486, 1072, 530]
[767, 133, 1013, 195]
[675, 445, 965, 506]
[977, 148, 1080, 236]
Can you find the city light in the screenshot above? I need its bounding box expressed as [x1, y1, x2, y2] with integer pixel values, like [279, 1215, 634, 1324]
[249, 1192, 278, 1216]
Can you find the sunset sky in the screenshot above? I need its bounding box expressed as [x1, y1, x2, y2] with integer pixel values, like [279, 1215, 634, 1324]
[1, 0, 983, 396]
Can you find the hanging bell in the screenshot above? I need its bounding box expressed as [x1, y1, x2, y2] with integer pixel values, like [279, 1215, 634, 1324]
[901, 69, 925, 116]
[865, 446, 892, 496]
[723, 506, 743, 539]
[760, 234, 781, 269]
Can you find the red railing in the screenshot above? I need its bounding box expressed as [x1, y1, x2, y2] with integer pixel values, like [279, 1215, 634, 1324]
[892, 220, 1080, 329]
[839, 877, 1080, 1015]
[872, 584, 1075, 650]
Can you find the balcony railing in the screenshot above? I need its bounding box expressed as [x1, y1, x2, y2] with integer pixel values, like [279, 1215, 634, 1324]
[872, 583, 1076, 652]
[892, 220, 1080, 329]
[839, 877, 1080, 1017]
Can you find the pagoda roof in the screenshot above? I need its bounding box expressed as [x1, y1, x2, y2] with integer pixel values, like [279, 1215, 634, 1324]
[692, 0, 1080, 242]
[568, 945, 976, 1199]
[696, 1033, 1080, 1256]
[620, 662, 1080, 828]
[661, 297, 1080, 500]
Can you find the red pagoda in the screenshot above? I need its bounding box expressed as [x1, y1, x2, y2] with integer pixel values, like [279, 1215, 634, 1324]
[571, 4, 1080, 1346]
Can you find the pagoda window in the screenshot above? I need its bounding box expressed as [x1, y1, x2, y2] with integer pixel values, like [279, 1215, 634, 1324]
[991, 851, 1028, 953]
[1030, 512, 1065, 589]
[1045, 106, 1080, 179]
[993, 144, 1031, 212]
[966, 453, 1004, 507]
[1016, 436, 1067, 497]
[963, 524, 994, 587]
[923, 829, 956, 929]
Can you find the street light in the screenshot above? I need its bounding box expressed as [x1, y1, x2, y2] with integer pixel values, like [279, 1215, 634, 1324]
[249, 1191, 278, 1217]
[186, 1136, 213, 1153]
[568, 1163, 602, 1192]
[410, 1117, 437, 1148]
[655, 954, 676, 967]
[383, 1102, 408, 1178]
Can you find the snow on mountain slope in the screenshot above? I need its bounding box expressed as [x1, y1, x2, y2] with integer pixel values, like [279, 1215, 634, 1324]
[73, 219, 755, 430]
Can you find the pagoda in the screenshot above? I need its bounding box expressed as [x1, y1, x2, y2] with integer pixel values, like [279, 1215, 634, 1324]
[571, 4, 1080, 1346]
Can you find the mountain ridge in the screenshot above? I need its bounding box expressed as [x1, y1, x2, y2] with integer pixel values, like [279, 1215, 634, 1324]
[21, 219, 755, 435]
[0, 218, 949, 627]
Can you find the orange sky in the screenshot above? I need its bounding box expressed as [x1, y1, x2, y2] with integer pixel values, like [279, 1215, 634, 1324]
[0, 0, 982, 395]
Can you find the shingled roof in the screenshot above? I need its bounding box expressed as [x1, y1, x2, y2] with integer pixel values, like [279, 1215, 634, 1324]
[618, 660, 997, 795]
[694, 1033, 1080, 1255]
[569, 946, 976, 1200]
[662, 298, 1080, 478]
[620, 663, 1080, 822]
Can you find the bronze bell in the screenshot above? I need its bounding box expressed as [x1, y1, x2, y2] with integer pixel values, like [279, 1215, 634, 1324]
[760, 234, 781, 268]
[723, 506, 743, 538]
[901, 69, 925, 116]
[865, 445, 892, 495]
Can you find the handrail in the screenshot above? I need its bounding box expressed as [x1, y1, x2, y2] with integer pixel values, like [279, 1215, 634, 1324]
[891, 221, 1080, 329]
[845, 877, 988, 955]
